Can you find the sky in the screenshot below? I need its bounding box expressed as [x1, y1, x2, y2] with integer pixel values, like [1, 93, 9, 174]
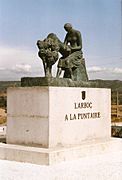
[0, 0, 122, 81]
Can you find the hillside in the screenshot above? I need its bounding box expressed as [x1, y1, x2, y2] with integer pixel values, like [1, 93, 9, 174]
[0, 81, 20, 110]
[90, 79, 122, 91]
[0, 81, 21, 93]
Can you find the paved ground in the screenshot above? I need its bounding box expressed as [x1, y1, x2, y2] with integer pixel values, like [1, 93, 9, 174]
[0, 149, 122, 180]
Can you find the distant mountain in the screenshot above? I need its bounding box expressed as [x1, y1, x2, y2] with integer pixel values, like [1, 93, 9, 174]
[90, 79, 122, 91]
[0, 81, 21, 93]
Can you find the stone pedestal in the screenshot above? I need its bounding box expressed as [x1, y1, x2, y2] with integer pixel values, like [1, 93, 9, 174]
[7, 87, 111, 148]
[0, 86, 114, 165]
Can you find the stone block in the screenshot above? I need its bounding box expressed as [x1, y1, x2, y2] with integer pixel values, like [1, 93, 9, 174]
[7, 87, 111, 148]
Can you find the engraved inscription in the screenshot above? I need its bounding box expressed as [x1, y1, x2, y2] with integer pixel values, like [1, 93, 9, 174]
[65, 100, 101, 121]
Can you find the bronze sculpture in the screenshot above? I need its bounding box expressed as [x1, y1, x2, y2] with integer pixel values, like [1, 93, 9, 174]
[37, 37, 59, 77]
[37, 23, 88, 81]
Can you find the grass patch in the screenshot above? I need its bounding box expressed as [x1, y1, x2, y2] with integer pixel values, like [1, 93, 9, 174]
[0, 116, 7, 125]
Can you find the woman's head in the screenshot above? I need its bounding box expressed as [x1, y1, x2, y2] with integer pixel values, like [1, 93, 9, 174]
[64, 23, 73, 32]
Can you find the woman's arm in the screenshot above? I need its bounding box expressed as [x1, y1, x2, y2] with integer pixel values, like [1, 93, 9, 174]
[77, 31, 82, 48]
[64, 33, 68, 45]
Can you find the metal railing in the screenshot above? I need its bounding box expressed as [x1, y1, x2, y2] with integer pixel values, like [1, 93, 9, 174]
[111, 91, 122, 118]
[111, 105, 122, 117]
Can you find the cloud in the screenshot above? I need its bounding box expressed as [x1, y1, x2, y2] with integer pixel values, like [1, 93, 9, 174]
[113, 68, 122, 74]
[87, 66, 103, 72]
[0, 45, 38, 68]
[12, 64, 32, 73]
[88, 66, 122, 74]
[87, 66, 122, 80]
[0, 45, 44, 80]
[0, 67, 6, 71]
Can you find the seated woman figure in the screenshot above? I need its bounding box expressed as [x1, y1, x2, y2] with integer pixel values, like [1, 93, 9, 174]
[56, 23, 88, 81]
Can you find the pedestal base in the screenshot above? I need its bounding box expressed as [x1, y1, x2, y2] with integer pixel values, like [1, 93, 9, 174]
[0, 138, 122, 165]
[4, 86, 113, 165]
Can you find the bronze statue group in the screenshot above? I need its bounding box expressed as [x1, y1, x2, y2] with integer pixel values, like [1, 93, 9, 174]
[37, 23, 88, 81]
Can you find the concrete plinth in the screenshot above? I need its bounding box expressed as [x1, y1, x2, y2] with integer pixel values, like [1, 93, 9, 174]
[0, 138, 122, 165]
[7, 87, 111, 148]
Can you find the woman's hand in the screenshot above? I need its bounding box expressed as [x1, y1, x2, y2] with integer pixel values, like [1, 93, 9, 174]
[64, 45, 71, 53]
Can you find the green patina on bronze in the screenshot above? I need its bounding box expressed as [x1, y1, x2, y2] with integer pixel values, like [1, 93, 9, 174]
[21, 77, 97, 87]
[36, 23, 88, 82]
